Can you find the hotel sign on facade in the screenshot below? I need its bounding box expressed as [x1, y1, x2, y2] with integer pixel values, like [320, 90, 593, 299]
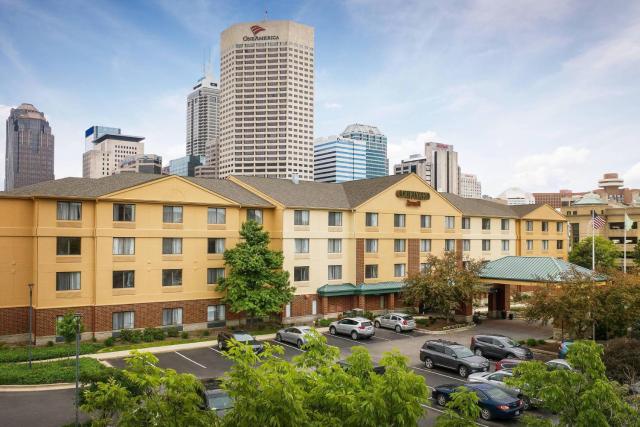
[396, 190, 430, 206]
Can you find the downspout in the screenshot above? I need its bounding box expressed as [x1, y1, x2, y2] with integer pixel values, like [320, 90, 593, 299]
[92, 200, 98, 338]
[33, 197, 39, 342]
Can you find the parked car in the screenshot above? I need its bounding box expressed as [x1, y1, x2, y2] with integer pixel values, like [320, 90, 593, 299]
[217, 330, 264, 353]
[338, 360, 386, 375]
[470, 334, 533, 360]
[275, 326, 313, 348]
[200, 378, 234, 417]
[420, 339, 490, 378]
[373, 312, 416, 332]
[558, 340, 574, 358]
[432, 382, 525, 420]
[545, 358, 573, 371]
[468, 370, 536, 410]
[328, 317, 375, 340]
[495, 358, 525, 371]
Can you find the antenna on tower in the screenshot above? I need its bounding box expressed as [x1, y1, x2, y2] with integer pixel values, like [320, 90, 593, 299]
[264, 1, 268, 21]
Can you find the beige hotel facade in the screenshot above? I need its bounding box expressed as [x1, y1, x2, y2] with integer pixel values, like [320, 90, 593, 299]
[0, 173, 567, 343]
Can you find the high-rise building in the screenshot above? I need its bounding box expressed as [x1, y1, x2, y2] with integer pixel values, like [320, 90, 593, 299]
[186, 69, 219, 158]
[497, 188, 536, 205]
[4, 103, 55, 190]
[85, 125, 121, 144]
[340, 124, 388, 178]
[117, 154, 163, 175]
[393, 154, 432, 183]
[424, 142, 459, 194]
[313, 136, 366, 183]
[82, 131, 144, 178]
[194, 138, 220, 178]
[459, 173, 482, 199]
[218, 20, 315, 180]
[168, 155, 204, 177]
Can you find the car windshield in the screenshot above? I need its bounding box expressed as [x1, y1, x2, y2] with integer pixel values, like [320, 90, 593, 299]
[454, 347, 474, 358]
[502, 338, 519, 347]
[299, 327, 311, 334]
[232, 333, 254, 342]
[483, 387, 512, 401]
[206, 392, 234, 410]
[361, 322, 372, 327]
[400, 315, 414, 320]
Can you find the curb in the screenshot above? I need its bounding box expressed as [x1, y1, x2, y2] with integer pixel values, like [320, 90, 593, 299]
[417, 324, 476, 335]
[0, 383, 76, 392]
[530, 348, 558, 357]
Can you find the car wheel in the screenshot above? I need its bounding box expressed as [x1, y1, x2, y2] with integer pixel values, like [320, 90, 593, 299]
[374, 321, 381, 328]
[329, 326, 336, 335]
[480, 408, 492, 420]
[424, 358, 434, 369]
[522, 396, 531, 410]
[351, 331, 359, 340]
[436, 394, 447, 407]
[297, 339, 303, 349]
[458, 365, 468, 378]
[395, 325, 402, 333]
[275, 333, 282, 342]
[474, 348, 483, 357]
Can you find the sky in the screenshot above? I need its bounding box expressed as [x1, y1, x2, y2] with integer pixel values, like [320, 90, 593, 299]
[1, 0, 640, 195]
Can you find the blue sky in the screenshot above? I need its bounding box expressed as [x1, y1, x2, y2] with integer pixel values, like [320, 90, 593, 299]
[1, 0, 640, 195]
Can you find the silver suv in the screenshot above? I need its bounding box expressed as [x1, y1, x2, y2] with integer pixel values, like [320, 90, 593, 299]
[329, 317, 375, 340]
[373, 312, 416, 332]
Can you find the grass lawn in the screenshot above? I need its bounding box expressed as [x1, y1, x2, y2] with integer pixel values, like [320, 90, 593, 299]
[0, 343, 104, 363]
[0, 358, 112, 385]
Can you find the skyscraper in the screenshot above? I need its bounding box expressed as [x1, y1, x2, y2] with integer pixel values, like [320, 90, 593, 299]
[83, 130, 144, 178]
[218, 20, 315, 180]
[423, 142, 459, 193]
[186, 68, 219, 159]
[341, 124, 388, 178]
[314, 136, 366, 183]
[4, 103, 55, 190]
[393, 154, 432, 183]
[459, 173, 482, 198]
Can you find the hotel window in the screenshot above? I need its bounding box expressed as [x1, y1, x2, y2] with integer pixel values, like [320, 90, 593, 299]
[57, 201, 81, 221]
[312, 300, 317, 315]
[113, 237, 135, 255]
[294, 266, 309, 282]
[444, 216, 455, 229]
[163, 206, 183, 223]
[56, 272, 80, 291]
[482, 218, 491, 230]
[526, 240, 534, 250]
[328, 211, 342, 226]
[207, 305, 226, 322]
[113, 204, 135, 222]
[462, 217, 471, 229]
[526, 221, 533, 231]
[556, 222, 564, 232]
[542, 221, 549, 232]
[247, 209, 263, 224]
[420, 239, 431, 252]
[394, 239, 406, 252]
[501, 240, 510, 251]
[394, 214, 406, 228]
[162, 308, 183, 326]
[295, 238, 309, 253]
[57, 237, 81, 256]
[208, 238, 226, 254]
[557, 240, 564, 250]
[162, 269, 182, 287]
[207, 268, 225, 284]
[294, 210, 310, 226]
[112, 311, 134, 330]
[394, 263, 406, 277]
[365, 264, 378, 279]
[208, 208, 226, 224]
[162, 238, 182, 255]
[328, 238, 342, 253]
[112, 270, 134, 289]
[482, 240, 491, 251]
[542, 240, 549, 251]
[365, 239, 378, 253]
[463, 239, 471, 252]
[328, 265, 342, 280]
[420, 263, 430, 272]
[420, 215, 431, 228]
[444, 239, 455, 252]
[365, 212, 378, 227]
[501, 219, 510, 230]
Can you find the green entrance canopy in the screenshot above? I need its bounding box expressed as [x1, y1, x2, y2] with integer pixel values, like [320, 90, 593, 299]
[317, 282, 405, 297]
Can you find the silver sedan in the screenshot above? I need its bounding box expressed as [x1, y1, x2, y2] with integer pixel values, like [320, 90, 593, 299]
[275, 326, 313, 348]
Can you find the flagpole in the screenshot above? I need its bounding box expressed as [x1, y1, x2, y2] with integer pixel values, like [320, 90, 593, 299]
[592, 210, 595, 272]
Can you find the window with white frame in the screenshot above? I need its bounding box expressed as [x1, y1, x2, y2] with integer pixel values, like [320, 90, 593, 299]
[57, 201, 82, 220]
[482, 239, 491, 251]
[207, 305, 226, 322]
[420, 215, 431, 228]
[327, 238, 342, 253]
[162, 269, 182, 286]
[294, 238, 309, 253]
[463, 239, 471, 252]
[328, 211, 342, 226]
[162, 238, 182, 255]
[163, 205, 183, 223]
[207, 268, 225, 284]
[208, 208, 226, 224]
[501, 219, 510, 230]
[365, 239, 378, 253]
[162, 308, 183, 326]
[365, 264, 378, 279]
[113, 237, 135, 255]
[365, 212, 378, 227]
[420, 239, 431, 252]
[294, 210, 310, 226]
[501, 240, 510, 251]
[445, 216, 455, 229]
[113, 204, 135, 222]
[394, 214, 406, 228]
[247, 209, 263, 224]
[394, 239, 406, 252]
[56, 272, 80, 291]
[112, 311, 134, 330]
[208, 238, 225, 254]
[328, 265, 342, 280]
[394, 263, 406, 277]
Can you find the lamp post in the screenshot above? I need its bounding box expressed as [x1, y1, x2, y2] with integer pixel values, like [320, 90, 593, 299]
[74, 313, 81, 427]
[27, 283, 34, 369]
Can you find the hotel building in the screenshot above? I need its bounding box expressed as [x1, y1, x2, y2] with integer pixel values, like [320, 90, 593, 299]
[0, 173, 568, 343]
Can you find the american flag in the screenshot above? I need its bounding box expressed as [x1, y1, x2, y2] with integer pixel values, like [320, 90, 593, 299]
[590, 215, 606, 229]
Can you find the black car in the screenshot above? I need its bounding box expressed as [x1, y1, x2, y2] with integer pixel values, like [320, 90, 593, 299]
[199, 378, 234, 417]
[217, 330, 264, 353]
[470, 334, 533, 360]
[338, 360, 386, 376]
[432, 382, 524, 421]
[420, 339, 490, 378]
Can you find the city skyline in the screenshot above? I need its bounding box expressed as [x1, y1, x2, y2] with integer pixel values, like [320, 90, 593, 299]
[1, 0, 640, 194]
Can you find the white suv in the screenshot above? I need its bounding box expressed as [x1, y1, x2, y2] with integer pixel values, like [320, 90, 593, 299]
[374, 312, 416, 332]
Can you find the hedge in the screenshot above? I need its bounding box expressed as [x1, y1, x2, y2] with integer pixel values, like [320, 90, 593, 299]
[0, 343, 104, 363]
[0, 358, 112, 385]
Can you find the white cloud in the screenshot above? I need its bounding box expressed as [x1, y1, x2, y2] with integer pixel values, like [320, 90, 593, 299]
[623, 162, 640, 188]
[511, 146, 591, 191]
[388, 130, 444, 168]
[323, 102, 342, 110]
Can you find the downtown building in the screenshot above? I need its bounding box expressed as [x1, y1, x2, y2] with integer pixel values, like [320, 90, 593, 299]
[82, 128, 145, 178]
[217, 20, 315, 180]
[340, 124, 388, 179]
[4, 103, 55, 191]
[186, 68, 220, 178]
[0, 172, 569, 342]
[394, 142, 462, 195]
[313, 135, 366, 183]
[117, 154, 163, 175]
[459, 173, 482, 199]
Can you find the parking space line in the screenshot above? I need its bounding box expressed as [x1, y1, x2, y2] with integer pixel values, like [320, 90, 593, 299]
[323, 333, 369, 345]
[175, 351, 207, 369]
[369, 335, 390, 341]
[421, 404, 489, 427]
[269, 339, 306, 352]
[411, 366, 466, 382]
[209, 347, 225, 356]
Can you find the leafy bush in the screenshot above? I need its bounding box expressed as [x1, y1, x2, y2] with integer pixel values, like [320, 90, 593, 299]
[181, 331, 189, 339]
[119, 329, 142, 343]
[57, 313, 84, 343]
[46, 341, 54, 347]
[0, 342, 104, 363]
[142, 328, 164, 342]
[538, 339, 547, 345]
[201, 330, 210, 337]
[526, 338, 538, 347]
[518, 339, 526, 345]
[0, 358, 111, 385]
[104, 337, 115, 347]
[363, 310, 375, 320]
[316, 318, 336, 327]
[166, 327, 179, 338]
[603, 337, 640, 385]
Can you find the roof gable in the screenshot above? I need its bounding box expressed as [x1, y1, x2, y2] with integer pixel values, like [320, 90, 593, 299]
[442, 193, 517, 218]
[512, 204, 565, 220]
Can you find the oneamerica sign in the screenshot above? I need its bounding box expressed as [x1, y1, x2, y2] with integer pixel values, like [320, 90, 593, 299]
[243, 34, 280, 41]
[395, 190, 430, 201]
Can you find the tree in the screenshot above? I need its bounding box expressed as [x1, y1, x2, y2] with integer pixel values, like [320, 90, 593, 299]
[506, 340, 640, 427]
[603, 337, 640, 387]
[634, 242, 640, 268]
[217, 220, 295, 324]
[434, 386, 480, 427]
[81, 351, 218, 427]
[403, 252, 486, 322]
[56, 312, 84, 343]
[568, 236, 618, 271]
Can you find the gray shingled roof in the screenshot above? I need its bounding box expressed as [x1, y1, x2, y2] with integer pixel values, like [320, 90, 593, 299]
[342, 174, 408, 207]
[480, 256, 605, 282]
[442, 193, 517, 218]
[509, 204, 547, 216]
[0, 174, 272, 207]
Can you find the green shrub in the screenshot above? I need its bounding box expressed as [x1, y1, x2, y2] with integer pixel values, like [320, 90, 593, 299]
[316, 318, 337, 327]
[0, 342, 104, 363]
[166, 327, 179, 338]
[0, 358, 111, 385]
[181, 331, 189, 339]
[142, 328, 164, 342]
[46, 341, 54, 347]
[537, 339, 547, 345]
[119, 329, 142, 343]
[363, 311, 375, 320]
[57, 313, 84, 343]
[104, 337, 115, 347]
[518, 339, 526, 345]
[526, 338, 538, 347]
[201, 330, 210, 337]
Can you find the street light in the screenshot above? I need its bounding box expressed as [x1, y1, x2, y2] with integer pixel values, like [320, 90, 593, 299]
[74, 313, 81, 427]
[27, 283, 34, 369]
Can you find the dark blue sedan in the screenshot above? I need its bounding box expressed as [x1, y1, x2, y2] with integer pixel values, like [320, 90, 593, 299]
[432, 382, 524, 421]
